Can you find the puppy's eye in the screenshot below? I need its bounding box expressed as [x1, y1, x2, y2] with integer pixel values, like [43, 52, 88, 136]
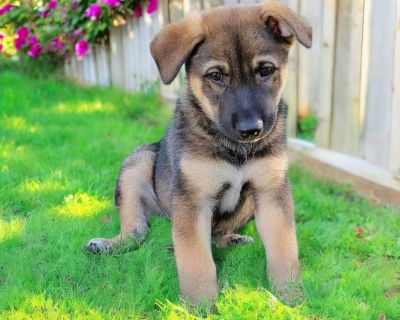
[208, 71, 223, 83]
[259, 65, 275, 80]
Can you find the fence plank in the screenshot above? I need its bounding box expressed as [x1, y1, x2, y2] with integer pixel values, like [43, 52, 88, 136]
[64, 58, 71, 79]
[141, 13, 158, 90]
[281, 0, 299, 137]
[389, 1, 400, 174]
[169, 0, 184, 22]
[95, 45, 111, 87]
[183, 0, 202, 13]
[315, 0, 336, 148]
[358, 0, 396, 168]
[148, 3, 166, 80]
[124, 20, 137, 91]
[330, 0, 364, 155]
[110, 26, 125, 88]
[223, 0, 237, 5]
[162, 0, 185, 98]
[70, 56, 78, 83]
[75, 58, 85, 85]
[297, 0, 323, 119]
[203, 0, 224, 9]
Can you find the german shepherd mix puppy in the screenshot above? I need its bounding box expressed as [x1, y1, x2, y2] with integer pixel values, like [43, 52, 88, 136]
[87, 1, 312, 305]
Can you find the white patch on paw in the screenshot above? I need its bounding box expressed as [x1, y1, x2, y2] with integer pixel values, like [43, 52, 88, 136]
[87, 238, 111, 252]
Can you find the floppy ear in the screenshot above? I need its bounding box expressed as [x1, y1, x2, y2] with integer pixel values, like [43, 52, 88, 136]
[260, 1, 312, 48]
[150, 13, 205, 84]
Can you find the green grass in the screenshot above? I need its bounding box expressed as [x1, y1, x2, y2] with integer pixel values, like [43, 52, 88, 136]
[0, 70, 399, 320]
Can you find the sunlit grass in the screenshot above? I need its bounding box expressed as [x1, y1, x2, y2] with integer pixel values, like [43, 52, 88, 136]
[55, 101, 117, 114]
[0, 140, 21, 159]
[159, 287, 306, 319]
[55, 192, 110, 218]
[16, 177, 66, 196]
[1, 116, 40, 133]
[0, 70, 399, 319]
[2, 294, 105, 320]
[0, 218, 25, 243]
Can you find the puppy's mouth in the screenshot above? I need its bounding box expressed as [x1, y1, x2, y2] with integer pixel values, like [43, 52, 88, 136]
[236, 137, 263, 144]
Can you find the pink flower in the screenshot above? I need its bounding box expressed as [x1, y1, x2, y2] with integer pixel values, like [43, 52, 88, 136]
[39, 9, 50, 18]
[16, 27, 30, 41]
[75, 39, 89, 57]
[86, 4, 102, 20]
[0, 4, 14, 15]
[47, 0, 58, 9]
[28, 43, 43, 58]
[71, 0, 78, 11]
[103, 0, 120, 7]
[146, 0, 157, 14]
[49, 37, 63, 52]
[28, 36, 38, 46]
[14, 38, 25, 50]
[14, 27, 30, 50]
[0, 33, 4, 40]
[73, 29, 83, 37]
[133, 5, 142, 18]
[0, 44, 3, 52]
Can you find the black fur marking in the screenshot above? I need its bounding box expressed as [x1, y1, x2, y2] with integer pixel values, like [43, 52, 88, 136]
[115, 176, 121, 207]
[215, 183, 231, 200]
[151, 142, 161, 199]
[233, 32, 246, 83]
[213, 181, 252, 221]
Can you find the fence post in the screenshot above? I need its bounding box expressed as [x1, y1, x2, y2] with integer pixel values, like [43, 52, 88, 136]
[281, 0, 299, 138]
[330, 0, 364, 156]
[389, 0, 400, 175]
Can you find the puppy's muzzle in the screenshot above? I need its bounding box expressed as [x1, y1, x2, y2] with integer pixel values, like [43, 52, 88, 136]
[236, 118, 264, 140]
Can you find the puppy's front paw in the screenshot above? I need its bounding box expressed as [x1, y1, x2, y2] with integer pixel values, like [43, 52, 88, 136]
[181, 281, 218, 306]
[179, 264, 219, 306]
[86, 238, 114, 254]
[274, 282, 305, 307]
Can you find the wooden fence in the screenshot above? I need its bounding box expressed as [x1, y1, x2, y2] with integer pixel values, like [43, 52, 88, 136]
[64, 0, 400, 177]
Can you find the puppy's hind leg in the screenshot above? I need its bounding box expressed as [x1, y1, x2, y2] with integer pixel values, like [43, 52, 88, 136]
[87, 144, 159, 254]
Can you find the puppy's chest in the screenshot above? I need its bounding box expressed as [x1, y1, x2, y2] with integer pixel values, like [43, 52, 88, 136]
[180, 154, 288, 207]
[216, 172, 247, 212]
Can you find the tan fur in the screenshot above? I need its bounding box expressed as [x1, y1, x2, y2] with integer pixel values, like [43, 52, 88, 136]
[189, 76, 217, 121]
[180, 152, 288, 196]
[255, 189, 299, 290]
[172, 196, 218, 304]
[117, 151, 154, 235]
[87, 149, 155, 252]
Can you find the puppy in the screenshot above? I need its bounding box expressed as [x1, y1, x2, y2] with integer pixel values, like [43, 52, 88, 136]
[87, 1, 312, 305]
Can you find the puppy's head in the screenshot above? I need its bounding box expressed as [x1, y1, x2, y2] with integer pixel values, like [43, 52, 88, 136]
[151, 1, 312, 143]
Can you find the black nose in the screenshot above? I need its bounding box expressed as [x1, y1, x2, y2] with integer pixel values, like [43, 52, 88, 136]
[237, 119, 264, 139]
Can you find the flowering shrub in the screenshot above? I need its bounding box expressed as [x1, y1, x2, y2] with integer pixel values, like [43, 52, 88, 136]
[0, 0, 157, 60]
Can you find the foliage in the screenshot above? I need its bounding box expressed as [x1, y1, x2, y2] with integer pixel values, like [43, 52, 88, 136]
[0, 0, 157, 60]
[0, 54, 63, 76]
[297, 114, 318, 142]
[0, 70, 399, 319]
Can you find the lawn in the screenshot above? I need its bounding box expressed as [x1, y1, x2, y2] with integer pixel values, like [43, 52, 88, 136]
[0, 70, 399, 320]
